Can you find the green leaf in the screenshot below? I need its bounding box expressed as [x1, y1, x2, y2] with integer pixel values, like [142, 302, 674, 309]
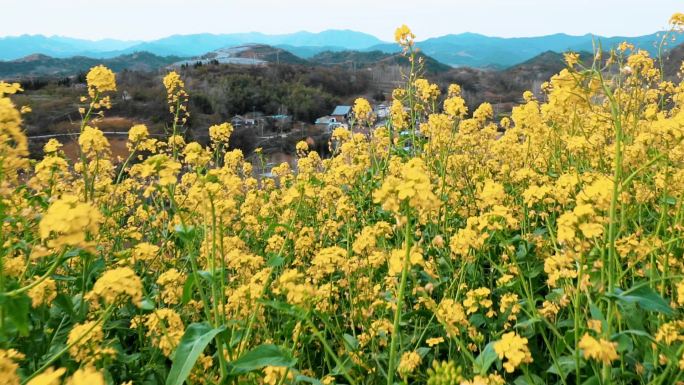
[181, 274, 195, 305]
[229, 329, 245, 348]
[0, 294, 30, 336]
[547, 355, 584, 380]
[610, 285, 673, 315]
[515, 317, 541, 329]
[260, 299, 301, 318]
[615, 333, 633, 353]
[612, 329, 653, 341]
[589, 304, 606, 324]
[229, 344, 296, 374]
[294, 375, 322, 384]
[474, 341, 498, 375]
[582, 375, 600, 385]
[342, 334, 359, 351]
[514, 373, 544, 385]
[53, 293, 75, 318]
[267, 255, 285, 267]
[139, 298, 156, 311]
[416, 347, 431, 358]
[166, 322, 225, 385]
[660, 196, 677, 206]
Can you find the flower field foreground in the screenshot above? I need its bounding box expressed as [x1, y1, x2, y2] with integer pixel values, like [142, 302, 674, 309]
[3, 16, 684, 385]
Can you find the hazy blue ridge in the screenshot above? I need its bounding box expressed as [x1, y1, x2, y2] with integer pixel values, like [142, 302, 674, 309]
[1, 29, 683, 69]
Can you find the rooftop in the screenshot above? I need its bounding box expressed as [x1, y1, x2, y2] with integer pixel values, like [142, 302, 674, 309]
[331, 105, 351, 116]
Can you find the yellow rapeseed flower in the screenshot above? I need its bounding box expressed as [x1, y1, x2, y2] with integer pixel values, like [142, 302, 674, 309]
[578, 333, 619, 364]
[397, 351, 421, 378]
[26, 367, 66, 385]
[209, 122, 234, 144]
[86, 65, 116, 98]
[39, 194, 102, 249]
[493, 332, 533, 373]
[670, 12, 684, 27]
[0, 349, 24, 385]
[352, 97, 374, 125]
[65, 366, 105, 385]
[395, 24, 415, 47]
[28, 277, 57, 308]
[88, 267, 143, 307]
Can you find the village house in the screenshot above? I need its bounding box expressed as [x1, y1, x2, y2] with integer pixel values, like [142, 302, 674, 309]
[231, 115, 246, 127]
[330, 105, 351, 123]
[315, 115, 345, 132]
[374, 104, 389, 119]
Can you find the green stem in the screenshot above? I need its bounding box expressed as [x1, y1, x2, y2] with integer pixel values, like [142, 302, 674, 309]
[387, 214, 412, 385]
[1, 252, 65, 298]
[21, 303, 115, 385]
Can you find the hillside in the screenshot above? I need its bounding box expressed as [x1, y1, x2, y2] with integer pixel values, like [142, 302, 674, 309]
[172, 44, 308, 67]
[502, 50, 595, 81]
[433, 49, 597, 112]
[663, 41, 684, 78]
[309, 50, 452, 74]
[0, 52, 182, 78]
[0, 44, 454, 79]
[309, 50, 392, 66]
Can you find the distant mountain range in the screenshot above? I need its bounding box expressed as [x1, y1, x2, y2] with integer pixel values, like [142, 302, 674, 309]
[0, 52, 182, 78]
[0, 44, 455, 78]
[0, 30, 383, 60]
[2, 30, 684, 69]
[407, 32, 684, 68]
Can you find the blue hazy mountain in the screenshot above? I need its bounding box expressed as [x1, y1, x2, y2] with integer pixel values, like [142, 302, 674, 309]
[368, 32, 684, 68]
[2, 30, 682, 68]
[0, 35, 142, 60]
[0, 30, 385, 60]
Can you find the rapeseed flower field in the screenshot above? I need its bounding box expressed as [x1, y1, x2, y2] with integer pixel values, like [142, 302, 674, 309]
[3, 15, 684, 385]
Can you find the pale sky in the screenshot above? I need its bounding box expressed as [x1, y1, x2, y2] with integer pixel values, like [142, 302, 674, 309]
[1, 0, 681, 41]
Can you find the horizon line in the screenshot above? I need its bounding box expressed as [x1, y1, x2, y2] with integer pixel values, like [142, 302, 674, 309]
[0, 28, 673, 44]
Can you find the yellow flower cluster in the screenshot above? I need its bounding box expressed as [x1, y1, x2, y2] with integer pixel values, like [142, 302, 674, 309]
[353, 97, 374, 125]
[157, 268, 186, 305]
[414, 78, 441, 104]
[162, 71, 190, 128]
[0, 82, 29, 183]
[434, 298, 469, 337]
[26, 366, 105, 385]
[78, 126, 111, 159]
[397, 351, 421, 378]
[373, 157, 439, 222]
[88, 267, 143, 307]
[209, 122, 234, 144]
[493, 332, 533, 373]
[670, 12, 684, 27]
[38, 194, 102, 250]
[85, 65, 116, 98]
[27, 277, 57, 307]
[133, 309, 185, 357]
[578, 333, 619, 364]
[163, 71, 187, 103]
[394, 24, 415, 48]
[0, 349, 24, 385]
[67, 321, 113, 364]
